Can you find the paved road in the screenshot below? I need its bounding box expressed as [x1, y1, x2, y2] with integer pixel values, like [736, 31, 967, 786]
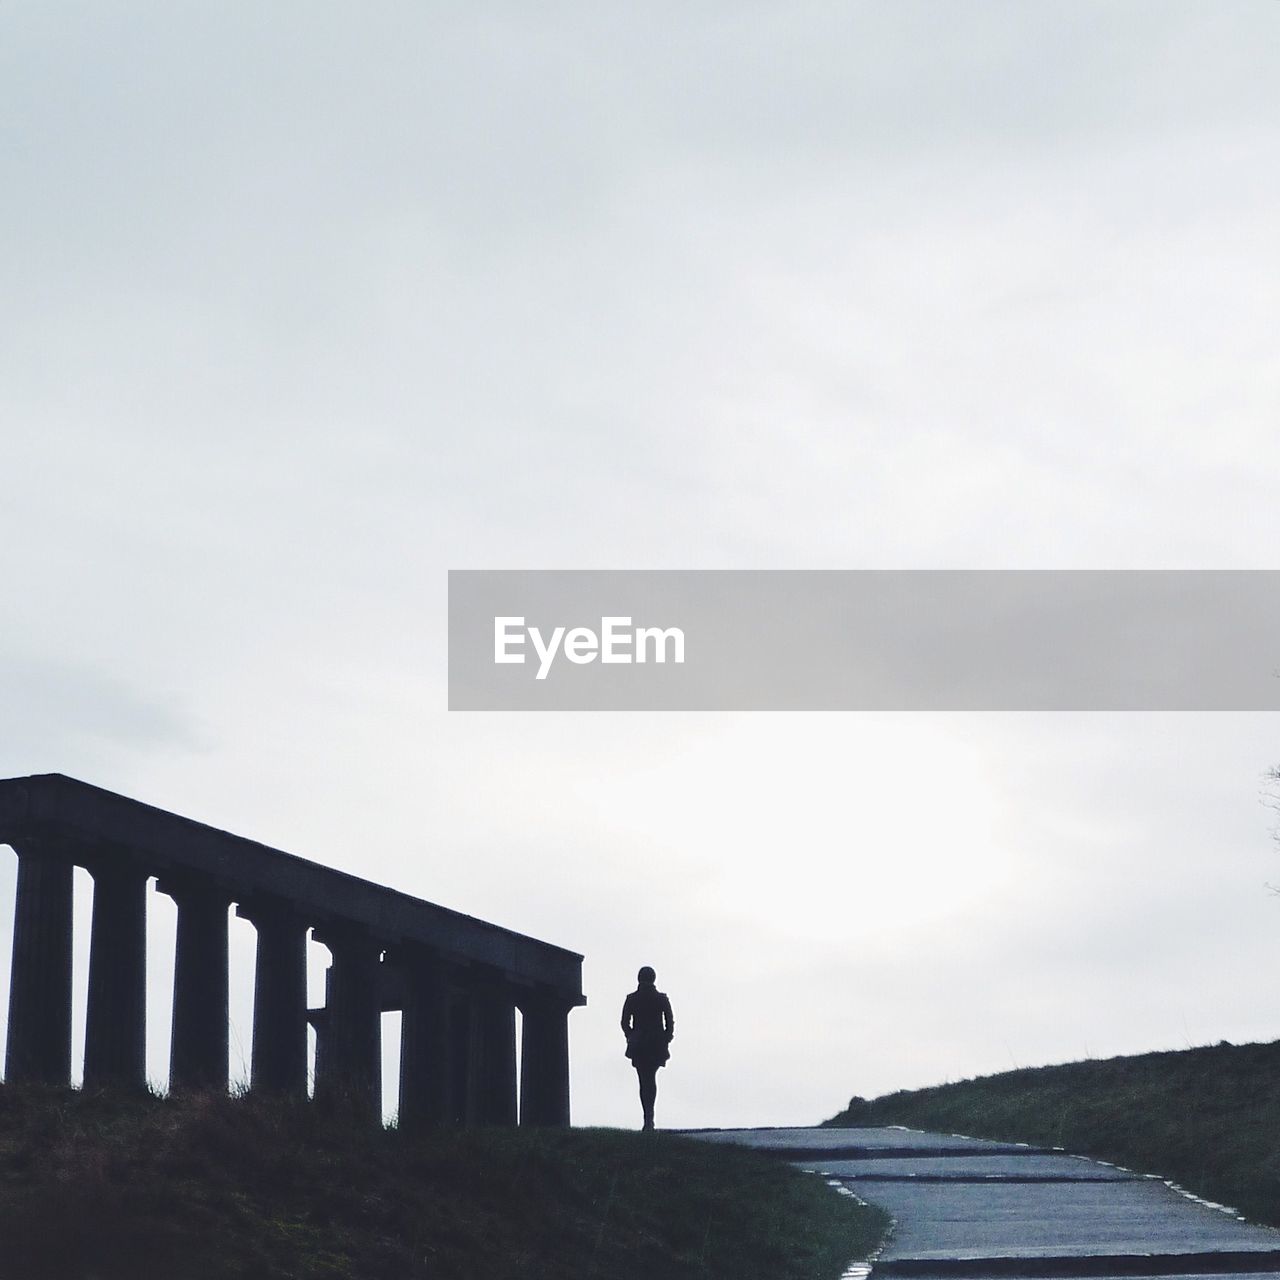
[690, 1127, 1280, 1279]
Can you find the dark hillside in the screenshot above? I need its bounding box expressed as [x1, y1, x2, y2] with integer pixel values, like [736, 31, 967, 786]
[0, 1085, 884, 1280]
[828, 1039, 1280, 1225]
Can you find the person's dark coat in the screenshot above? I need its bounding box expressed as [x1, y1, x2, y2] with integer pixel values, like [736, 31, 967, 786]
[621, 985, 674, 1070]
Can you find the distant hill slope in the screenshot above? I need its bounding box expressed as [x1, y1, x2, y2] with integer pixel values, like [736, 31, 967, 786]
[826, 1039, 1280, 1226]
[0, 1084, 884, 1280]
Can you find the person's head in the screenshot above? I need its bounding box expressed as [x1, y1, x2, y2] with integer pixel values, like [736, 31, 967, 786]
[637, 965, 656, 986]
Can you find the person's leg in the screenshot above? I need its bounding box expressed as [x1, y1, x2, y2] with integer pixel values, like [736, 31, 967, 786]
[638, 1065, 658, 1129]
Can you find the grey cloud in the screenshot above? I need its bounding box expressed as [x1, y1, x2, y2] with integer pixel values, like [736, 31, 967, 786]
[0, 652, 202, 773]
[0, 1, 1278, 1126]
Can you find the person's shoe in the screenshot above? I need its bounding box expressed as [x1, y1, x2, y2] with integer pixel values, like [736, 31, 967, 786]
[642, 1117, 655, 1131]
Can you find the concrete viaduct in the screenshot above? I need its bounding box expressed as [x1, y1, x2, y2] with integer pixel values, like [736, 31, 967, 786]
[0, 774, 585, 1126]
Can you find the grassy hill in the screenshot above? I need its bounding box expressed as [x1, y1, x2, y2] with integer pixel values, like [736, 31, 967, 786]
[826, 1038, 1280, 1226]
[0, 1084, 885, 1280]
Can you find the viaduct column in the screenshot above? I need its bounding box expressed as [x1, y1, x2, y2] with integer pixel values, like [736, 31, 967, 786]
[449, 990, 475, 1124]
[160, 876, 229, 1091]
[313, 924, 382, 1116]
[396, 945, 453, 1130]
[239, 900, 309, 1096]
[83, 854, 148, 1089]
[5, 841, 74, 1084]
[472, 970, 518, 1127]
[518, 990, 572, 1127]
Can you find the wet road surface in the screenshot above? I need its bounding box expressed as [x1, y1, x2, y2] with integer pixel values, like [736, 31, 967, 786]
[690, 1127, 1280, 1279]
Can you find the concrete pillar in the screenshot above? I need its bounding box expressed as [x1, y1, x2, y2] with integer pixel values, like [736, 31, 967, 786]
[83, 858, 149, 1090]
[313, 925, 382, 1115]
[240, 901, 308, 1096]
[450, 993, 475, 1124]
[5, 842, 74, 1084]
[396, 946, 452, 1130]
[518, 992, 572, 1127]
[161, 878, 229, 1091]
[473, 973, 517, 1126]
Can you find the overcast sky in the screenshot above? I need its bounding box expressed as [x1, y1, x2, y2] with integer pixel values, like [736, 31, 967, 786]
[2, 1, 1280, 1128]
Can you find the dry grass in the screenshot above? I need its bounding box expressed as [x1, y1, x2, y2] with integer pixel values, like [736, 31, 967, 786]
[0, 1084, 886, 1279]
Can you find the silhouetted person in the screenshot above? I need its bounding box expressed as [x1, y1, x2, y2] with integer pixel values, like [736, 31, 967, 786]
[621, 965, 674, 1130]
